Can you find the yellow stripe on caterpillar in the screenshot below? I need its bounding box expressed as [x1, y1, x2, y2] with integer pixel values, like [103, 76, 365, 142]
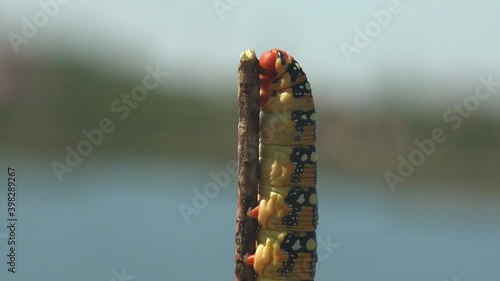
[254, 229, 317, 280]
[260, 81, 314, 113]
[260, 111, 316, 146]
[260, 145, 317, 187]
[257, 185, 318, 232]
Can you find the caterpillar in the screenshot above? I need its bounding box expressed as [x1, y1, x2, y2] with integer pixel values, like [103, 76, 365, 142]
[246, 49, 318, 281]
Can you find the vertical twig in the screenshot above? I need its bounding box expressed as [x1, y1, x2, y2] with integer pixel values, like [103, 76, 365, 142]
[235, 49, 259, 281]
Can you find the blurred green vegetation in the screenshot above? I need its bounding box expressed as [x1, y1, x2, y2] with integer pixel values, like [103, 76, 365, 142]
[1, 58, 237, 159]
[1, 57, 499, 185]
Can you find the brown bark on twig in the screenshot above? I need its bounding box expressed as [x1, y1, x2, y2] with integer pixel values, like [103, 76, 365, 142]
[235, 50, 260, 281]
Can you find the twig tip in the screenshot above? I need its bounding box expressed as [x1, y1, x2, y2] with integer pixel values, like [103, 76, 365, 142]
[240, 49, 256, 61]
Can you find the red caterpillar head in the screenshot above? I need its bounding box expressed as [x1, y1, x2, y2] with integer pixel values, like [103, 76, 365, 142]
[259, 48, 290, 90]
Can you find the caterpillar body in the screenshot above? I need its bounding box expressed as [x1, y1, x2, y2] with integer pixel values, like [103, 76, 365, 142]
[246, 49, 318, 281]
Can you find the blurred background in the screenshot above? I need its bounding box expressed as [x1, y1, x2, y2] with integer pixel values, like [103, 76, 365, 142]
[1, 1, 499, 281]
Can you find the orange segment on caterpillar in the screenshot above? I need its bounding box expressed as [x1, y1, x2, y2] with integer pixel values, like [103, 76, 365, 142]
[247, 49, 318, 281]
